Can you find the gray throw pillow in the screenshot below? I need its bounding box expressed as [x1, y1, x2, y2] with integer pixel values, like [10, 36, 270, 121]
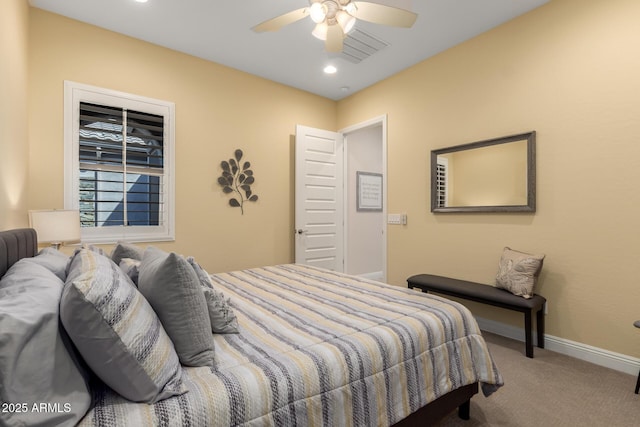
[110, 241, 143, 266]
[23, 246, 69, 281]
[202, 287, 241, 334]
[138, 247, 215, 366]
[0, 260, 91, 427]
[62, 249, 186, 403]
[187, 257, 239, 334]
[119, 257, 141, 286]
[495, 247, 545, 298]
[81, 243, 106, 255]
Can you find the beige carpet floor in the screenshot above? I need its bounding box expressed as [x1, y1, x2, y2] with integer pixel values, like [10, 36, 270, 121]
[435, 332, 640, 426]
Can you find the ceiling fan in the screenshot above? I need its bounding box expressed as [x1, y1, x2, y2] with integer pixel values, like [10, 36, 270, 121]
[252, 0, 418, 53]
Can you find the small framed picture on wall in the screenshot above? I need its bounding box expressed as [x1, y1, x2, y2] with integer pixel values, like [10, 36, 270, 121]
[356, 172, 383, 212]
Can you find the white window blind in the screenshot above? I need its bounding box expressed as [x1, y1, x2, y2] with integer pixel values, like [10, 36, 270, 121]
[65, 82, 175, 243]
[436, 157, 448, 208]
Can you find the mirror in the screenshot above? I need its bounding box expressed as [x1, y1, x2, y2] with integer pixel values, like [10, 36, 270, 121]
[431, 131, 536, 213]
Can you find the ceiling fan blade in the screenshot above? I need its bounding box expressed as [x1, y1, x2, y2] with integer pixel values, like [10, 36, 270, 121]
[252, 7, 310, 32]
[325, 24, 344, 52]
[351, 1, 418, 28]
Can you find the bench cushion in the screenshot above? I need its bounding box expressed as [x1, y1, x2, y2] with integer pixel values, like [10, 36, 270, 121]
[407, 274, 545, 310]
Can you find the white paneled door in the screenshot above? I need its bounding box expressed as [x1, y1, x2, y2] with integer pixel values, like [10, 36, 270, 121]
[295, 125, 344, 271]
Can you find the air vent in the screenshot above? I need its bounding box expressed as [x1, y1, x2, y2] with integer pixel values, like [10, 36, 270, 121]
[339, 28, 389, 64]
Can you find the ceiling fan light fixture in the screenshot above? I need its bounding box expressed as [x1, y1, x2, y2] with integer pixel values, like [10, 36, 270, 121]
[310, 2, 327, 24]
[312, 22, 329, 40]
[344, 2, 357, 15]
[252, 0, 418, 53]
[336, 10, 356, 34]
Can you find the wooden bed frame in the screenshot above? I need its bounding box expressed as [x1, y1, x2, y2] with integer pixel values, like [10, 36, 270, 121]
[393, 382, 478, 426]
[0, 228, 478, 425]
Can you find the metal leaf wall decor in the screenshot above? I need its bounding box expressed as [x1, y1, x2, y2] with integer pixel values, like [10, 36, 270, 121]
[217, 149, 258, 214]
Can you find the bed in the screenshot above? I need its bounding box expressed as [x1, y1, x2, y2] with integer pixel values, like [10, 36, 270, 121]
[0, 228, 503, 426]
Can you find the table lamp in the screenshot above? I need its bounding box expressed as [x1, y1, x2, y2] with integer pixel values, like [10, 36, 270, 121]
[28, 209, 81, 249]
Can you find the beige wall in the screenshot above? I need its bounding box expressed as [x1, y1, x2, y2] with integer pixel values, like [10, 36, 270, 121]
[27, 8, 336, 272]
[8, 0, 639, 358]
[0, 0, 30, 229]
[337, 0, 640, 356]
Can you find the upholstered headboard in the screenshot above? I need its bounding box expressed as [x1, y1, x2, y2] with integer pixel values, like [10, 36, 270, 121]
[0, 228, 37, 277]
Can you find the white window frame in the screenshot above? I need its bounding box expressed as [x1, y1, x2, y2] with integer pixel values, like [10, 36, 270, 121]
[64, 81, 175, 243]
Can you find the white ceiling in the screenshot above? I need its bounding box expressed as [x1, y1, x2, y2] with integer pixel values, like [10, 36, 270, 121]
[28, 0, 549, 100]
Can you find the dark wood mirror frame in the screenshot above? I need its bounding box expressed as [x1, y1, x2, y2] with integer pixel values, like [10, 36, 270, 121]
[430, 131, 536, 213]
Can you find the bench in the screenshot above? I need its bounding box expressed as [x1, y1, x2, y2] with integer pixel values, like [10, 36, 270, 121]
[407, 274, 546, 358]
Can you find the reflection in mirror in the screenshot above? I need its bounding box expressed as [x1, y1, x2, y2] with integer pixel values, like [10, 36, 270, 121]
[431, 131, 536, 213]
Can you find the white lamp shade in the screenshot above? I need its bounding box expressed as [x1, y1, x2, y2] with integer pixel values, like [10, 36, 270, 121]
[29, 210, 81, 245]
[312, 22, 329, 40]
[336, 11, 355, 34]
[310, 2, 327, 24]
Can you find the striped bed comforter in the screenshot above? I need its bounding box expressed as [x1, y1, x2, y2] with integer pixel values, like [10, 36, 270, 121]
[79, 264, 503, 426]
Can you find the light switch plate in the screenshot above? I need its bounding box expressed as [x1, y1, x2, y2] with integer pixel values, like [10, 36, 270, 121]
[388, 214, 402, 224]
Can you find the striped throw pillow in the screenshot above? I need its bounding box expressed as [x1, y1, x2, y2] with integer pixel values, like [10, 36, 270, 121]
[61, 249, 187, 403]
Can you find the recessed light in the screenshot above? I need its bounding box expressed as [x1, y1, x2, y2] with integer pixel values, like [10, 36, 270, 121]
[323, 65, 337, 74]
[135, 0, 149, 3]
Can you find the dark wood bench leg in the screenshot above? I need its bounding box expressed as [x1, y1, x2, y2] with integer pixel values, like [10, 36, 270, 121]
[458, 400, 471, 420]
[524, 310, 533, 358]
[537, 306, 545, 349]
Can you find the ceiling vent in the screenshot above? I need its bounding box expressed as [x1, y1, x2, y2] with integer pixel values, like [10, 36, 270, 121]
[338, 28, 389, 64]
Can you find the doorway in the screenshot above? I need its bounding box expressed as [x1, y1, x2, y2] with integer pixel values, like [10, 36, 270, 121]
[342, 116, 387, 281]
[295, 116, 387, 281]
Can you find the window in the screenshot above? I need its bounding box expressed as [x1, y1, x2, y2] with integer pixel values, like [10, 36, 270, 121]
[64, 81, 175, 243]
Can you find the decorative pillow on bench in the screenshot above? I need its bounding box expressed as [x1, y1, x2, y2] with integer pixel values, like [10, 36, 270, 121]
[495, 247, 545, 299]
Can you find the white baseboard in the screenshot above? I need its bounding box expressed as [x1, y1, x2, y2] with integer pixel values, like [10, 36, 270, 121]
[358, 271, 384, 281]
[475, 316, 640, 376]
